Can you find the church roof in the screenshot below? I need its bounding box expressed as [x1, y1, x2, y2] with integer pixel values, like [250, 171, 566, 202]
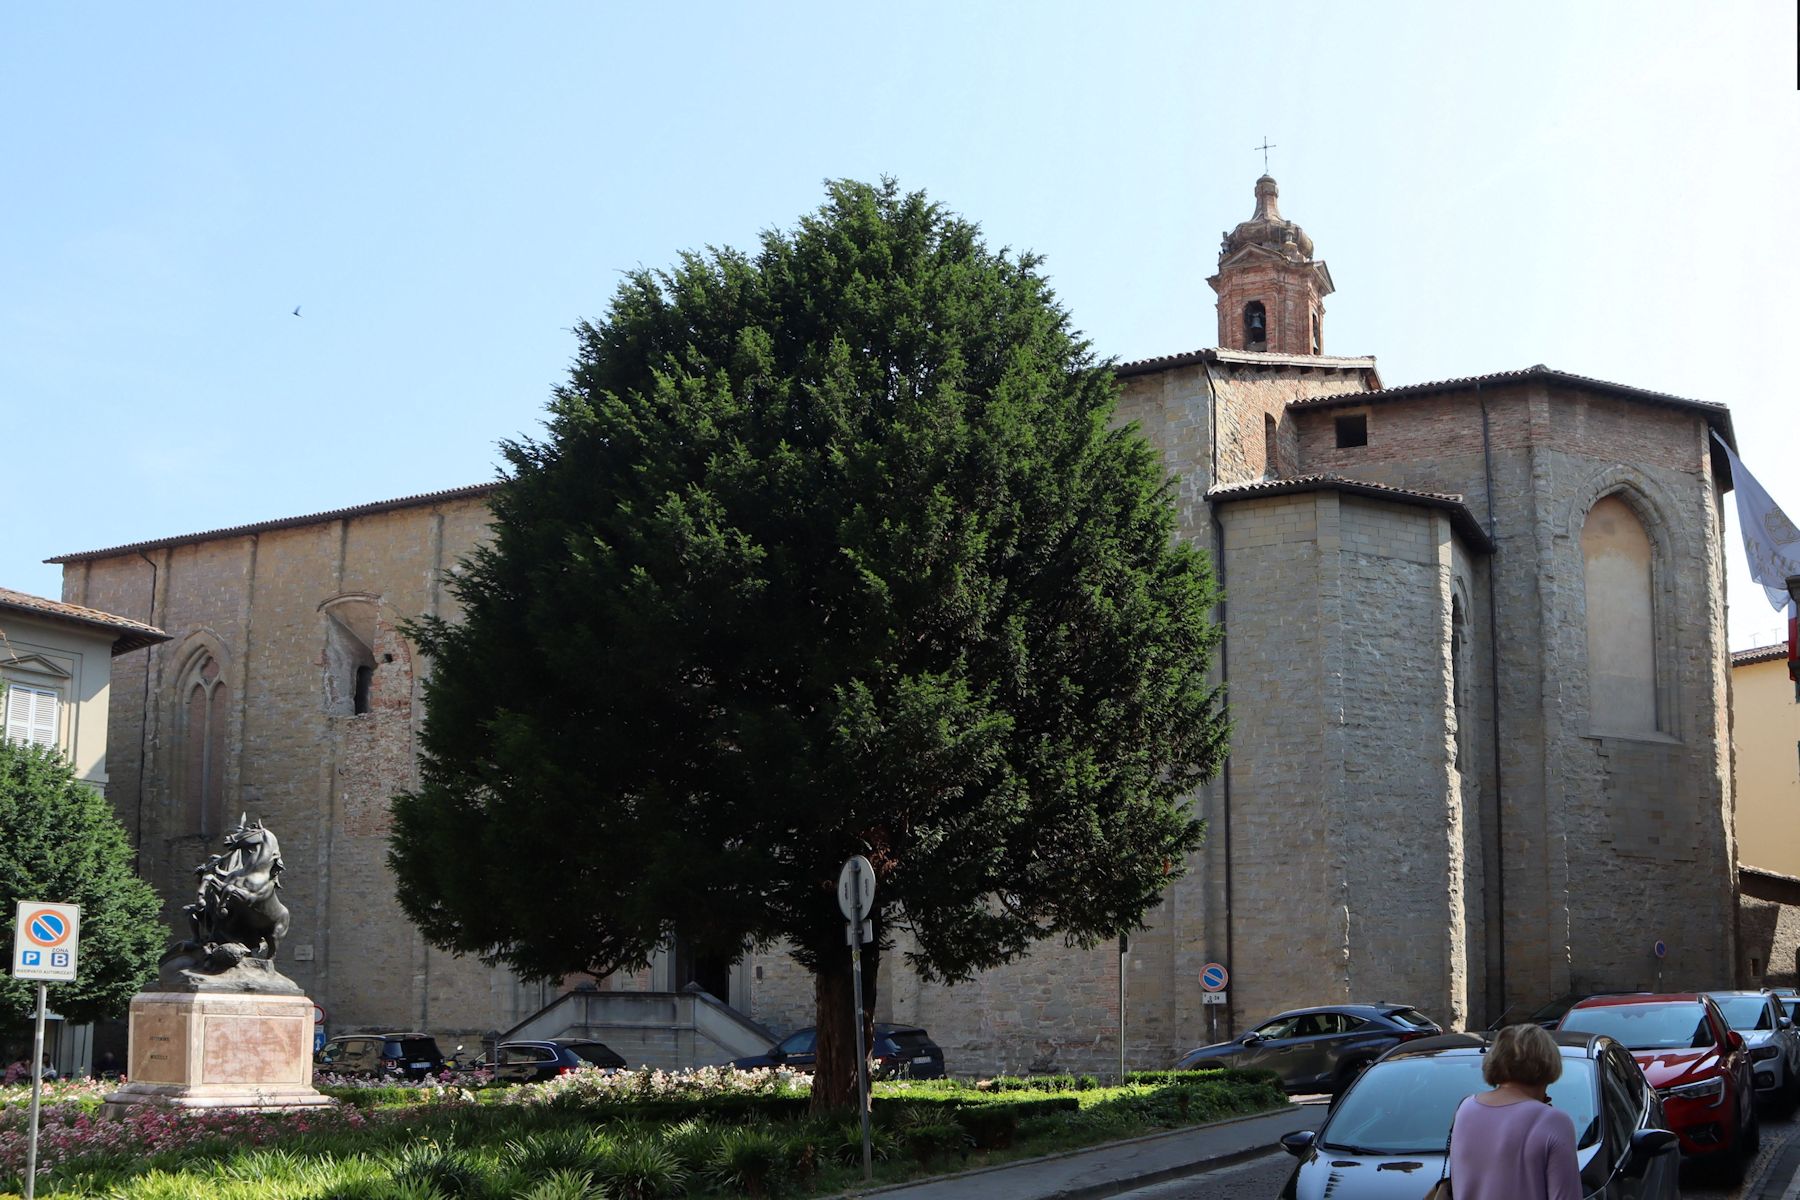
[1731, 644, 1790, 667]
[0, 585, 169, 655]
[47, 482, 502, 564]
[1207, 473, 1495, 552]
[1288, 364, 1737, 447]
[1114, 346, 1380, 381]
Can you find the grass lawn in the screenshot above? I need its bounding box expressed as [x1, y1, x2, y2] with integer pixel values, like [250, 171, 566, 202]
[0, 1068, 1289, 1199]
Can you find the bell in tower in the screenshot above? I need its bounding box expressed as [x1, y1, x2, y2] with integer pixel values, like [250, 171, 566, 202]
[1207, 175, 1335, 356]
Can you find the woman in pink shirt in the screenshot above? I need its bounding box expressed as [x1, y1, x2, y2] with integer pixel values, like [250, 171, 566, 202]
[1446, 1023, 1583, 1200]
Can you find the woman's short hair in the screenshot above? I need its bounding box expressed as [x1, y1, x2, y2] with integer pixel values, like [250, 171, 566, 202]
[1485, 1023, 1564, 1088]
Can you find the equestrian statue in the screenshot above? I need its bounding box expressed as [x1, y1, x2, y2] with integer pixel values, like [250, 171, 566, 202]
[158, 814, 300, 993]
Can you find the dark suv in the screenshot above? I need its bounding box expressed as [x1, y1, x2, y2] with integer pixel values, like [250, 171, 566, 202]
[730, 1023, 946, 1079]
[488, 1038, 627, 1083]
[315, 1032, 445, 1080]
[1173, 1003, 1441, 1094]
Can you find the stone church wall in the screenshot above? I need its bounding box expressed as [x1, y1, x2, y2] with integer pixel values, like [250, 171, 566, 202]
[63, 493, 540, 1045]
[1292, 381, 1735, 1004]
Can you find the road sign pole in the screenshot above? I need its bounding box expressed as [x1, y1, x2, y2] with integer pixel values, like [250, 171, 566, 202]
[24, 981, 47, 1200]
[850, 858, 872, 1183]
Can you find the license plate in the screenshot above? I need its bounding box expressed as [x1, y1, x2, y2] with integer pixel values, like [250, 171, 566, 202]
[411, 1062, 430, 1069]
[914, 1056, 933, 1064]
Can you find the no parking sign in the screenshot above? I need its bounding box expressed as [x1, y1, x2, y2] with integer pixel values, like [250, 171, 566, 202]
[11, 902, 80, 982]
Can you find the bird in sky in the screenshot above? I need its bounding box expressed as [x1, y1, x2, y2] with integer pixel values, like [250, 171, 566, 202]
[292, 305, 302, 317]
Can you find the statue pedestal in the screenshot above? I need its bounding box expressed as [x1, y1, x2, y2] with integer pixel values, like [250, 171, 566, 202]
[104, 991, 334, 1114]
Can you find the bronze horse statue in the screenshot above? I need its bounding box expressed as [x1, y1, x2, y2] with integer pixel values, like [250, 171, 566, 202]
[182, 814, 291, 962]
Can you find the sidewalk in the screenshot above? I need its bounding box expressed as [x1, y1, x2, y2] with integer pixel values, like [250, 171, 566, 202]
[836, 1103, 1320, 1200]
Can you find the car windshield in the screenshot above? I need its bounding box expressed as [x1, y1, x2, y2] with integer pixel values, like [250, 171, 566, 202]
[1785, 999, 1800, 1022]
[1712, 997, 1775, 1031]
[1323, 1055, 1598, 1155]
[1559, 1003, 1712, 1049]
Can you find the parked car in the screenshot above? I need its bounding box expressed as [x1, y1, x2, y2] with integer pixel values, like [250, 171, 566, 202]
[1275, 1030, 1679, 1199]
[729, 1024, 946, 1079]
[1706, 990, 1800, 1107]
[1558, 993, 1759, 1173]
[1486, 992, 1615, 1030]
[315, 1032, 445, 1080]
[487, 1038, 626, 1083]
[1173, 1004, 1442, 1095]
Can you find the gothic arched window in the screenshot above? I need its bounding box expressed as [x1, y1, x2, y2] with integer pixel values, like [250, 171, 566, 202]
[1582, 495, 1658, 733]
[180, 654, 227, 836]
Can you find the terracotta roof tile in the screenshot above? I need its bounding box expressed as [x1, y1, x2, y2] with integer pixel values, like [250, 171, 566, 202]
[0, 586, 169, 655]
[1206, 473, 1494, 552]
[1114, 346, 1379, 380]
[47, 482, 501, 565]
[1286, 364, 1736, 445]
[1731, 644, 1790, 667]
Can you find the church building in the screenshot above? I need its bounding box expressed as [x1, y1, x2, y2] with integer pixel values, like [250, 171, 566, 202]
[51, 176, 1743, 1075]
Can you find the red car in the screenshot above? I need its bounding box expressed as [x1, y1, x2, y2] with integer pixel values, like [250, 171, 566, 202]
[1558, 994, 1758, 1171]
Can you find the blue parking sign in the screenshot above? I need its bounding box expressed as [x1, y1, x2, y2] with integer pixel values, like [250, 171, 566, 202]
[21, 951, 39, 966]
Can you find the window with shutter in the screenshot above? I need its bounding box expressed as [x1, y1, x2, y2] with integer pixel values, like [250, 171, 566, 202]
[3, 685, 60, 748]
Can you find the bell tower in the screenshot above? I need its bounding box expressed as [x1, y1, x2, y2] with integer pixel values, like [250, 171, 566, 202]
[1208, 175, 1335, 355]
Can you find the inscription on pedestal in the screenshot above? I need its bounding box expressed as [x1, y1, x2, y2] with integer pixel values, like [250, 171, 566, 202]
[129, 1006, 189, 1085]
[203, 1015, 307, 1086]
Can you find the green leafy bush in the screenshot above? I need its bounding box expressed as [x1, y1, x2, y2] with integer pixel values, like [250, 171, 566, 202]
[595, 1139, 685, 1200]
[708, 1126, 787, 1197]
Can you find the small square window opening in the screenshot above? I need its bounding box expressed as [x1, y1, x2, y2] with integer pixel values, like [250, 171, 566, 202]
[1335, 414, 1368, 449]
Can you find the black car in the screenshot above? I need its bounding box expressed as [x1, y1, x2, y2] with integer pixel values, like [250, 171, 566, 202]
[315, 1032, 445, 1080]
[1276, 1031, 1679, 1199]
[487, 1038, 627, 1083]
[730, 1023, 946, 1079]
[1174, 1004, 1441, 1095]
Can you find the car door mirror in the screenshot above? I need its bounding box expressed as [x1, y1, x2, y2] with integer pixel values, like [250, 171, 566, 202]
[768, 1048, 786, 1061]
[1620, 1129, 1678, 1177]
[1727, 1030, 1746, 1051]
[1241, 1033, 1263, 1046]
[1279, 1130, 1316, 1157]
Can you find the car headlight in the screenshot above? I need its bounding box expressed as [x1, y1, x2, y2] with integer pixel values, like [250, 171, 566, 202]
[1664, 1077, 1726, 1104]
[1752, 1045, 1782, 1062]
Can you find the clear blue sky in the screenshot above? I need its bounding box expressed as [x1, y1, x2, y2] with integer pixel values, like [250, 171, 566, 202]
[4, 2, 1795, 647]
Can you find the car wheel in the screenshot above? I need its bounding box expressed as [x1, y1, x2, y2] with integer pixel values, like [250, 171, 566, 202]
[1743, 1103, 1761, 1157]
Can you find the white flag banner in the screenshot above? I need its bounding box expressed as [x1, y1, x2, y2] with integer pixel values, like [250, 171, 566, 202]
[1714, 431, 1800, 613]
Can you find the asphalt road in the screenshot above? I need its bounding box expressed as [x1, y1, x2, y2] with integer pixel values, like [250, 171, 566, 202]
[1113, 1098, 1800, 1200]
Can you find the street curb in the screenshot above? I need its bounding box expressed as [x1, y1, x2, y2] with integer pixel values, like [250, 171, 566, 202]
[1747, 1118, 1800, 1200]
[831, 1103, 1306, 1199]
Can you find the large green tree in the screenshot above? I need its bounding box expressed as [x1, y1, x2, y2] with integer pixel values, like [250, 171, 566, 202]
[390, 179, 1228, 1108]
[0, 739, 164, 1027]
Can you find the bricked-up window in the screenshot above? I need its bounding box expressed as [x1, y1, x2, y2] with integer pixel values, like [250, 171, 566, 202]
[1243, 300, 1266, 346]
[1312, 310, 1322, 354]
[323, 598, 379, 716]
[180, 655, 226, 835]
[1335, 413, 1368, 448]
[1263, 413, 1283, 478]
[1582, 495, 1658, 733]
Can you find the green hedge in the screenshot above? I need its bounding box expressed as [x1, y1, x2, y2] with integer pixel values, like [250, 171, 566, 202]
[1125, 1067, 1282, 1089]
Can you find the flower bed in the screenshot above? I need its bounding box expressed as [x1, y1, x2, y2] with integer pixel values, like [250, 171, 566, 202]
[0, 1065, 1288, 1198]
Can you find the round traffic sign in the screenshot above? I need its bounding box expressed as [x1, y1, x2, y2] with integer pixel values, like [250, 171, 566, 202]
[1653, 940, 1667, 960]
[1200, 962, 1229, 992]
[312, 1003, 327, 1025]
[837, 855, 876, 920]
[24, 909, 71, 948]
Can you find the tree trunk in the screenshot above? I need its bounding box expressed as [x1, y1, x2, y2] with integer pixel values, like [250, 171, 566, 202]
[808, 930, 882, 1113]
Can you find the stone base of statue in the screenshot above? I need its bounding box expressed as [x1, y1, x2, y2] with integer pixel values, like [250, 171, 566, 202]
[104, 990, 334, 1114]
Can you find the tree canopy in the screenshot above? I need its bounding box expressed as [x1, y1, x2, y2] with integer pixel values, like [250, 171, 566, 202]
[389, 179, 1227, 1103]
[0, 738, 164, 1026]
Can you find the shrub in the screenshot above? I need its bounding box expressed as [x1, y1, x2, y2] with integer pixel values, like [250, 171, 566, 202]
[389, 1139, 486, 1197]
[595, 1139, 686, 1200]
[710, 1126, 788, 1198]
[656, 1117, 723, 1175]
[502, 1130, 613, 1177]
[517, 1169, 600, 1200]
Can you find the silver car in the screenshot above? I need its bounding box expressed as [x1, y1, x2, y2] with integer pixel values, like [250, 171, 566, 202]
[1706, 990, 1800, 1107]
[1276, 1031, 1678, 1200]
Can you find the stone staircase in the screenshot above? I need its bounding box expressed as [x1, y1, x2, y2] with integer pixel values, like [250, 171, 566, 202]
[499, 986, 776, 1071]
